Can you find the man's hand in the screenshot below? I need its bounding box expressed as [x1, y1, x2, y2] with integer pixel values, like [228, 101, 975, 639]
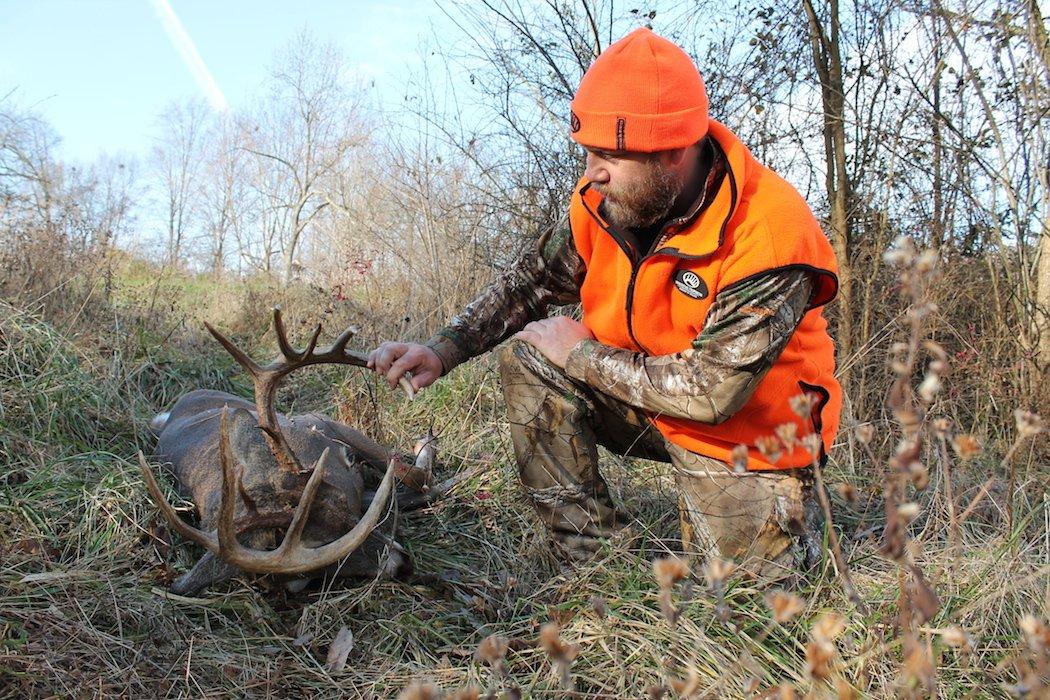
[513, 317, 595, 368]
[367, 342, 443, 392]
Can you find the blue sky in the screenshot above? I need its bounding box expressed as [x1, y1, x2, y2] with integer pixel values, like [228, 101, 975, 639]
[0, 0, 447, 163]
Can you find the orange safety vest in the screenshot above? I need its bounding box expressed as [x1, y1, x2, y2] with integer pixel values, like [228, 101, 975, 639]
[569, 120, 842, 471]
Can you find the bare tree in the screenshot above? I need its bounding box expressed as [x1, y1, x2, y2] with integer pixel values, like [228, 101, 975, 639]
[244, 33, 364, 285]
[199, 117, 246, 277]
[802, 0, 854, 377]
[152, 99, 210, 267]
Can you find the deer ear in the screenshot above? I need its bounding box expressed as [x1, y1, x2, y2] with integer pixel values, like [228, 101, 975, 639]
[222, 405, 264, 455]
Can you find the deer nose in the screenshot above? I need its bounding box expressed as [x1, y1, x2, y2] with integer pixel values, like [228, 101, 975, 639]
[385, 541, 414, 579]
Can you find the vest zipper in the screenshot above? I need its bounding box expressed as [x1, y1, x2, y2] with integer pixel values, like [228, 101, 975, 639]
[624, 258, 649, 354]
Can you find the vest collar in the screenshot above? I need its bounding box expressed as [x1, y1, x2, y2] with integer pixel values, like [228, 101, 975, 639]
[578, 120, 750, 260]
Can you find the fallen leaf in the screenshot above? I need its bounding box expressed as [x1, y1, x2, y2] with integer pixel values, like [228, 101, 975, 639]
[325, 626, 354, 673]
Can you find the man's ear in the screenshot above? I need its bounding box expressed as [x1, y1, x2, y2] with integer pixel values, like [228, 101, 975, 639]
[660, 145, 691, 170]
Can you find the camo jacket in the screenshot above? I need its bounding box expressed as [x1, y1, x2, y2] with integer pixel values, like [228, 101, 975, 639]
[424, 158, 815, 425]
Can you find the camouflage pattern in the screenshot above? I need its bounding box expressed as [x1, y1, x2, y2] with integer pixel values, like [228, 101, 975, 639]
[424, 217, 584, 374]
[499, 340, 824, 574]
[562, 271, 813, 422]
[422, 141, 825, 570]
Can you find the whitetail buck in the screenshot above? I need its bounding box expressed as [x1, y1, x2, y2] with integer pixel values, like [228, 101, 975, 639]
[140, 308, 436, 595]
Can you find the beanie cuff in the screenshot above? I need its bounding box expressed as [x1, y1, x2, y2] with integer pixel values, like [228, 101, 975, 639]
[570, 105, 709, 152]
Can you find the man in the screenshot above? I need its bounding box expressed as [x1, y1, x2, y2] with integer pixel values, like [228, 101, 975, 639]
[369, 28, 841, 578]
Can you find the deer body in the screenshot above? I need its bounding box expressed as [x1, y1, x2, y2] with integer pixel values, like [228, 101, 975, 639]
[141, 311, 428, 596]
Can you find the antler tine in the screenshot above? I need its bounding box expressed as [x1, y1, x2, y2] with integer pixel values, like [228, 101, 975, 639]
[278, 447, 329, 549]
[216, 407, 249, 558]
[272, 307, 303, 362]
[210, 431, 398, 574]
[281, 457, 398, 572]
[205, 322, 262, 377]
[138, 451, 219, 551]
[301, 323, 323, 358]
[329, 325, 358, 355]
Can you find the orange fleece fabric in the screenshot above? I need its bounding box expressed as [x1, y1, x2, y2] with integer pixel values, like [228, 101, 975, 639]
[568, 121, 842, 470]
[570, 28, 709, 152]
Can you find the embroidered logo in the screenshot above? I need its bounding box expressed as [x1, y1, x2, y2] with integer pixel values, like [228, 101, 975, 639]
[570, 111, 581, 133]
[673, 270, 708, 300]
[616, 117, 626, 150]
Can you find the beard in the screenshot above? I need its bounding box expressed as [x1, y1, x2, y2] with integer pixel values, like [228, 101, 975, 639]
[595, 161, 685, 229]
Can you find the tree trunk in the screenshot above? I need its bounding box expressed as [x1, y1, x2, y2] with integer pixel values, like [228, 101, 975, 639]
[802, 0, 853, 385]
[1026, 0, 1050, 400]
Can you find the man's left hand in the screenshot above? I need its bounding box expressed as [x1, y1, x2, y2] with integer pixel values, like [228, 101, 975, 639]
[513, 317, 595, 368]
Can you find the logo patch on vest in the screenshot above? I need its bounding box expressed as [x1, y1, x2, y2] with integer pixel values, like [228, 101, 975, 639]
[570, 111, 581, 133]
[673, 270, 708, 300]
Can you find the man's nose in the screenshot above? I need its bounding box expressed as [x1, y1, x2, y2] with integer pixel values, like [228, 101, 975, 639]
[584, 152, 609, 184]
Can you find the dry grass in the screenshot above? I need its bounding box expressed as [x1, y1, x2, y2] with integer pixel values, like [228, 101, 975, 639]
[1, 256, 1048, 699]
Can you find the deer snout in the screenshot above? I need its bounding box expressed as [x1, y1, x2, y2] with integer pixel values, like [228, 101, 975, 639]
[383, 540, 414, 579]
[150, 411, 171, 434]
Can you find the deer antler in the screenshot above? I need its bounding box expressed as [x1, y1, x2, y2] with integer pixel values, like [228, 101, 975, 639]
[205, 306, 414, 473]
[139, 308, 409, 575]
[138, 408, 399, 575]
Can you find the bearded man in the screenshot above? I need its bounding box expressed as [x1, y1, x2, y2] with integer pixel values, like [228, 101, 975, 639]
[369, 28, 841, 578]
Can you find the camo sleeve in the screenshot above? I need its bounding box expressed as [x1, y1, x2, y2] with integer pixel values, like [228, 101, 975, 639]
[424, 217, 584, 373]
[562, 269, 814, 424]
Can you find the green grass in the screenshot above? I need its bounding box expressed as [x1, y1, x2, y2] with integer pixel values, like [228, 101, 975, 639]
[0, 285, 1047, 699]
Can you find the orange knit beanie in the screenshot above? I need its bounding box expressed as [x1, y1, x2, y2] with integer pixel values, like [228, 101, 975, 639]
[570, 28, 708, 152]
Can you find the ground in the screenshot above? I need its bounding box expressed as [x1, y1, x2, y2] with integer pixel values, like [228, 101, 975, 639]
[0, 282, 1047, 698]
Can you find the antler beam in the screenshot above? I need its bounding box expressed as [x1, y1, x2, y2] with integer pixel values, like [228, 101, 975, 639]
[205, 307, 414, 473]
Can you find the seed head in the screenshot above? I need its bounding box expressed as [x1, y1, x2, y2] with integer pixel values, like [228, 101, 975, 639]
[914, 249, 939, 274]
[941, 625, 971, 651]
[1014, 409, 1045, 438]
[755, 435, 783, 464]
[538, 622, 579, 664]
[854, 424, 875, 445]
[917, 373, 942, 403]
[789, 392, 817, 418]
[897, 501, 920, 522]
[703, 557, 735, 588]
[951, 434, 982, 461]
[801, 433, 823, 459]
[475, 634, 509, 668]
[908, 462, 929, 490]
[653, 556, 690, 589]
[1019, 614, 1050, 652]
[883, 236, 916, 267]
[397, 682, 441, 700]
[932, 418, 951, 438]
[766, 590, 806, 623]
[805, 640, 836, 680]
[836, 482, 858, 504]
[775, 422, 798, 450]
[811, 612, 846, 643]
[730, 444, 749, 474]
[668, 667, 700, 696]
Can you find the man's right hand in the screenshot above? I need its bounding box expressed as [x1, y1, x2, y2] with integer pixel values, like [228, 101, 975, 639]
[367, 342, 443, 392]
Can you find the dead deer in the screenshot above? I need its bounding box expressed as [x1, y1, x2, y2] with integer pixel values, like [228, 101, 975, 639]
[140, 308, 433, 596]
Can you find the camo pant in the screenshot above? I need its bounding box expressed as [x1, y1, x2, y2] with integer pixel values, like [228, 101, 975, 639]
[499, 340, 824, 578]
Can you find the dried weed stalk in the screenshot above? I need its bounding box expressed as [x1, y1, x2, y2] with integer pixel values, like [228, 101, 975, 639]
[880, 238, 944, 695]
[653, 556, 691, 625]
[538, 621, 579, 691]
[475, 633, 510, 697]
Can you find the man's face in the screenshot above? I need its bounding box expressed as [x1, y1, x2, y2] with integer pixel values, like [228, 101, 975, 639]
[584, 148, 684, 229]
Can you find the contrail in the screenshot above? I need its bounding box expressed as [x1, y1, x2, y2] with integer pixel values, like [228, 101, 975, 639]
[148, 0, 228, 112]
